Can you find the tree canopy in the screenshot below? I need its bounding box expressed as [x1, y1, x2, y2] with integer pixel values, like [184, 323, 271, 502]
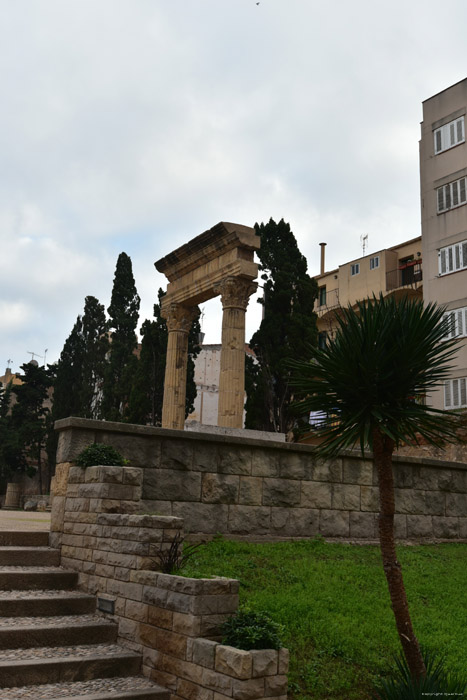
[245, 218, 318, 434]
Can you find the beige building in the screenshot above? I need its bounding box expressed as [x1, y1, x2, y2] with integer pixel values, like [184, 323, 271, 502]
[314, 237, 423, 346]
[420, 78, 467, 410]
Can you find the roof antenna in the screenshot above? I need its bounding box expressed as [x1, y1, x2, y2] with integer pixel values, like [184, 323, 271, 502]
[360, 234, 368, 257]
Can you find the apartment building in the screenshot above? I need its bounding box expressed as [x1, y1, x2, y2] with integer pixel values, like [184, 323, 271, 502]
[420, 78, 467, 410]
[314, 237, 423, 347]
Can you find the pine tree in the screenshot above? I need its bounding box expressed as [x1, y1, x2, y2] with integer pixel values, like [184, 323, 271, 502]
[0, 381, 20, 490]
[102, 252, 140, 421]
[127, 290, 201, 425]
[79, 296, 109, 418]
[11, 362, 52, 494]
[245, 218, 318, 435]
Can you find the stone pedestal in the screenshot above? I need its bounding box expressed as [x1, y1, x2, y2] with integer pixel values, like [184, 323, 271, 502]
[216, 277, 257, 429]
[162, 303, 200, 430]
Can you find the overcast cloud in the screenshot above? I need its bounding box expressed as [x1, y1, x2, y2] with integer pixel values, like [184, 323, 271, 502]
[1, 0, 467, 372]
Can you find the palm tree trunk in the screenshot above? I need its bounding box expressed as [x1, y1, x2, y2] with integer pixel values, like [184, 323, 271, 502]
[373, 427, 426, 678]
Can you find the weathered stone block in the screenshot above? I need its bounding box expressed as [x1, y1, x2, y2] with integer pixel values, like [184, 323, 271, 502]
[139, 499, 173, 515]
[193, 444, 220, 472]
[144, 470, 202, 502]
[360, 486, 379, 512]
[218, 447, 252, 475]
[432, 516, 459, 538]
[101, 433, 160, 468]
[123, 467, 144, 485]
[319, 510, 349, 537]
[177, 678, 214, 700]
[192, 594, 238, 616]
[202, 474, 239, 504]
[239, 477, 262, 505]
[394, 514, 407, 539]
[56, 429, 96, 463]
[228, 506, 271, 535]
[85, 466, 124, 484]
[395, 489, 426, 515]
[251, 450, 279, 477]
[264, 675, 288, 697]
[270, 508, 319, 537]
[458, 517, 467, 538]
[125, 599, 148, 622]
[250, 650, 278, 677]
[231, 677, 264, 700]
[424, 491, 445, 516]
[106, 579, 143, 601]
[300, 482, 332, 509]
[312, 458, 342, 483]
[342, 458, 373, 485]
[450, 469, 467, 493]
[216, 645, 252, 680]
[157, 573, 204, 595]
[147, 605, 174, 630]
[161, 439, 194, 471]
[262, 479, 300, 507]
[393, 464, 414, 489]
[192, 639, 218, 669]
[53, 463, 74, 494]
[278, 648, 289, 675]
[407, 515, 433, 538]
[446, 493, 467, 517]
[332, 484, 360, 510]
[200, 614, 230, 638]
[172, 612, 201, 637]
[172, 503, 229, 534]
[412, 466, 438, 490]
[279, 453, 313, 480]
[349, 511, 376, 538]
[202, 668, 233, 695]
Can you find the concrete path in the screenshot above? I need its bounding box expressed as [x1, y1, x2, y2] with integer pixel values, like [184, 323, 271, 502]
[0, 510, 51, 531]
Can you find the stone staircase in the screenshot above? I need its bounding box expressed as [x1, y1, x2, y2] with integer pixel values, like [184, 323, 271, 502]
[0, 531, 169, 700]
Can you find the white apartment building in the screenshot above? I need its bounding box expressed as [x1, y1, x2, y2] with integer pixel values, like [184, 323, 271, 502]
[420, 78, 467, 410]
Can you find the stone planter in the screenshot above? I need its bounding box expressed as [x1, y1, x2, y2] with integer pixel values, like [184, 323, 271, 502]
[3, 483, 21, 510]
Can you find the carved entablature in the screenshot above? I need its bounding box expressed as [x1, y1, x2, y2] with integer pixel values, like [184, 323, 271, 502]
[214, 277, 258, 311]
[155, 222, 259, 308]
[162, 303, 200, 334]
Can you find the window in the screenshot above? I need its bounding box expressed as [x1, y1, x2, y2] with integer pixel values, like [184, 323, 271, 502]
[318, 331, 328, 349]
[370, 256, 379, 270]
[444, 377, 467, 409]
[437, 176, 467, 213]
[351, 263, 360, 276]
[434, 116, 465, 154]
[442, 306, 467, 339]
[438, 240, 467, 275]
[318, 286, 326, 306]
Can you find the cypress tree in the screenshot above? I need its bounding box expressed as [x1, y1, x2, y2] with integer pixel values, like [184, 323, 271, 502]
[245, 218, 318, 435]
[102, 252, 140, 421]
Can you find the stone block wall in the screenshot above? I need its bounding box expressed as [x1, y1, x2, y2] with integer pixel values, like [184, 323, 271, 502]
[53, 417, 467, 540]
[55, 464, 289, 700]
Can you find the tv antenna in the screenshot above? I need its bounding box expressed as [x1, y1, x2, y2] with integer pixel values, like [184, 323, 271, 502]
[360, 234, 368, 256]
[27, 351, 44, 364]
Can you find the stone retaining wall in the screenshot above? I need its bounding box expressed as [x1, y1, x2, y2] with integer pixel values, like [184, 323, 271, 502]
[55, 464, 288, 700]
[53, 417, 467, 541]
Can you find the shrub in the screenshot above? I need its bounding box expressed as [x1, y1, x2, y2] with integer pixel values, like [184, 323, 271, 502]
[222, 609, 284, 651]
[76, 443, 127, 468]
[149, 532, 204, 574]
[372, 648, 467, 699]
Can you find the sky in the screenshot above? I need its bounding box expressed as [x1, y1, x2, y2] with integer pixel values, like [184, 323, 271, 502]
[1, 0, 467, 373]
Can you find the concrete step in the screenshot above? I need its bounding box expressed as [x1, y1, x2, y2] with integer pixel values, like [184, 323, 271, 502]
[0, 675, 169, 699]
[0, 531, 49, 547]
[0, 614, 117, 649]
[0, 546, 60, 566]
[0, 590, 96, 617]
[0, 643, 142, 688]
[0, 567, 78, 590]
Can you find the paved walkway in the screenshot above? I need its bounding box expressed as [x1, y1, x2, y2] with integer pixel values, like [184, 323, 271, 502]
[0, 510, 51, 531]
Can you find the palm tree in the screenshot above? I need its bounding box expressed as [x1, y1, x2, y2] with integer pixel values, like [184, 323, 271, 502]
[290, 294, 460, 679]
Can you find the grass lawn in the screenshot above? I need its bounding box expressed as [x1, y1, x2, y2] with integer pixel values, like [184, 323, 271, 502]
[182, 538, 467, 700]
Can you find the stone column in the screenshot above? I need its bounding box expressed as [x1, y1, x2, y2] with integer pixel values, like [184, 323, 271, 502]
[215, 277, 257, 428]
[161, 303, 200, 430]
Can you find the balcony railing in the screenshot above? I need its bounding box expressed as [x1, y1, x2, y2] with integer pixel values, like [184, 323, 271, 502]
[316, 289, 340, 315]
[386, 263, 423, 292]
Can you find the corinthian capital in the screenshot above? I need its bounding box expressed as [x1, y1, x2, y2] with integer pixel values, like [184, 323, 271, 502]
[214, 277, 257, 311]
[162, 303, 200, 333]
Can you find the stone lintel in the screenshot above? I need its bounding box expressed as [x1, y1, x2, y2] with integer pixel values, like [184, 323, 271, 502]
[155, 222, 259, 282]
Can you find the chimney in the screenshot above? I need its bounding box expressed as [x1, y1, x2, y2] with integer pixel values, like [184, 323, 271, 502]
[319, 242, 327, 275]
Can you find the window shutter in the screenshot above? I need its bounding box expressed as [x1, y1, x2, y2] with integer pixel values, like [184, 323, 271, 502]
[439, 249, 446, 274]
[457, 118, 464, 142]
[455, 244, 461, 270]
[452, 180, 459, 206]
[448, 246, 454, 272]
[437, 187, 444, 212]
[461, 379, 467, 407]
[464, 308, 467, 335]
[462, 242, 467, 268]
[445, 184, 452, 209]
[452, 379, 460, 407]
[460, 178, 466, 203]
[445, 381, 452, 408]
[435, 129, 442, 153]
[450, 122, 456, 146]
[456, 310, 464, 337]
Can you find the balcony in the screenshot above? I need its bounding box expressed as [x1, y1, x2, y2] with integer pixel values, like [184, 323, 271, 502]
[316, 289, 340, 316]
[386, 262, 423, 292]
